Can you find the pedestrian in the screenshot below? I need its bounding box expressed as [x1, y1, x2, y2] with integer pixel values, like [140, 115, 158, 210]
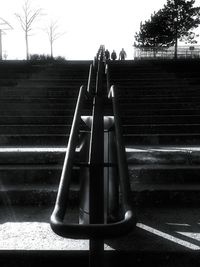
[105, 49, 110, 60]
[119, 48, 127, 60]
[111, 50, 117, 60]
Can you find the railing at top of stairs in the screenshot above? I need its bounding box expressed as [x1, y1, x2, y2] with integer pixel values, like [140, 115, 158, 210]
[50, 45, 136, 267]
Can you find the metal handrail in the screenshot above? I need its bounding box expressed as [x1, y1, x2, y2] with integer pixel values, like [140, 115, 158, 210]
[108, 85, 134, 214]
[105, 63, 110, 94]
[50, 50, 136, 240]
[50, 85, 87, 226]
[87, 64, 93, 94]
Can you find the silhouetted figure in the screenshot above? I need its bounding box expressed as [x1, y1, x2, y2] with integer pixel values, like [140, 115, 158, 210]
[119, 48, 127, 60]
[111, 50, 117, 60]
[105, 49, 110, 60]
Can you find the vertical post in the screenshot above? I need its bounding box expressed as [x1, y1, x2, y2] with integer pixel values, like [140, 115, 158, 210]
[104, 118, 119, 223]
[89, 57, 105, 267]
[25, 32, 29, 60]
[79, 132, 91, 224]
[174, 0, 178, 59]
[0, 29, 2, 60]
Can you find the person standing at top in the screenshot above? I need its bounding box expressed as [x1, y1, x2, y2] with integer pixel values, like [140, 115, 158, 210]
[119, 48, 127, 60]
[111, 50, 117, 60]
[105, 49, 110, 61]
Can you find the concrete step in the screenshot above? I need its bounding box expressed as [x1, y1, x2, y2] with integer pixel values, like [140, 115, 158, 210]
[126, 146, 200, 165]
[118, 91, 200, 98]
[30, 80, 87, 87]
[0, 149, 66, 164]
[109, 79, 188, 87]
[0, 146, 199, 205]
[0, 88, 80, 98]
[120, 102, 200, 110]
[0, 116, 73, 124]
[0, 103, 92, 111]
[117, 89, 199, 98]
[0, 135, 70, 146]
[122, 124, 200, 135]
[0, 125, 72, 134]
[0, 97, 78, 103]
[119, 96, 200, 103]
[120, 108, 200, 116]
[122, 115, 200, 125]
[126, 146, 200, 204]
[124, 134, 200, 146]
[0, 109, 76, 116]
[0, 184, 57, 205]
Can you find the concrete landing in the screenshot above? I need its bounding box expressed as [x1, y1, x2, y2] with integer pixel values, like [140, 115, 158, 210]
[0, 205, 200, 253]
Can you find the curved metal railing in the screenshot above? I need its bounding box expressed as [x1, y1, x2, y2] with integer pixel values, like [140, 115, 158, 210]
[51, 47, 136, 240]
[108, 85, 134, 216]
[50, 84, 87, 229]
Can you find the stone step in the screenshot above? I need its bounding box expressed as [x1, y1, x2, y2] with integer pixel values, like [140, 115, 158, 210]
[124, 134, 200, 146]
[0, 125, 72, 134]
[0, 166, 80, 187]
[109, 79, 188, 86]
[0, 184, 57, 205]
[120, 102, 200, 109]
[117, 90, 199, 98]
[130, 168, 200, 190]
[121, 108, 200, 116]
[18, 79, 88, 86]
[0, 89, 80, 98]
[0, 103, 92, 111]
[0, 109, 77, 116]
[122, 124, 200, 135]
[0, 165, 62, 184]
[0, 135, 70, 146]
[0, 97, 78, 103]
[119, 96, 200, 103]
[122, 115, 200, 125]
[0, 116, 73, 124]
[118, 92, 199, 98]
[0, 147, 199, 205]
[126, 146, 200, 164]
[0, 149, 66, 164]
[113, 84, 190, 90]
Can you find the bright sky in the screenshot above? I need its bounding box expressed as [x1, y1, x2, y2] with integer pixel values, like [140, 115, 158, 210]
[1, 0, 200, 60]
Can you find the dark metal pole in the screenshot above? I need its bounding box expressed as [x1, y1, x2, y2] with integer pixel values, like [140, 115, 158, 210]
[89, 57, 105, 267]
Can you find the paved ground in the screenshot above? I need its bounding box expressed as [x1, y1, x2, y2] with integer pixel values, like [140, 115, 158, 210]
[0, 205, 200, 252]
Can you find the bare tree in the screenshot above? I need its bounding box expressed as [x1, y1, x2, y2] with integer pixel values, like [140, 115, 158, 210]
[44, 20, 65, 58]
[15, 0, 42, 60]
[0, 18, 13, 60]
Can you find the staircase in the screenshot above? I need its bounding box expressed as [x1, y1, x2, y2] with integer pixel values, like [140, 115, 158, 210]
[108, 59, 200, 205]
[0, 60, 91, 206]
[0, 58, 200, 266]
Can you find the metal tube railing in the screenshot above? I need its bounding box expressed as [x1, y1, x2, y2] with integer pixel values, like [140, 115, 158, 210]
[108, 85, 133, 213]
[50, 48, 136, 240]
[51, 85, 86, 222]
[87, 64, 93, 94]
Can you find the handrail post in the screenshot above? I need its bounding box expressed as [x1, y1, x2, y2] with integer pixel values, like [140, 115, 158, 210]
[79, 131, 90, 224]
[104, 117, 119, 222]
[89, 45, 105, 267]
